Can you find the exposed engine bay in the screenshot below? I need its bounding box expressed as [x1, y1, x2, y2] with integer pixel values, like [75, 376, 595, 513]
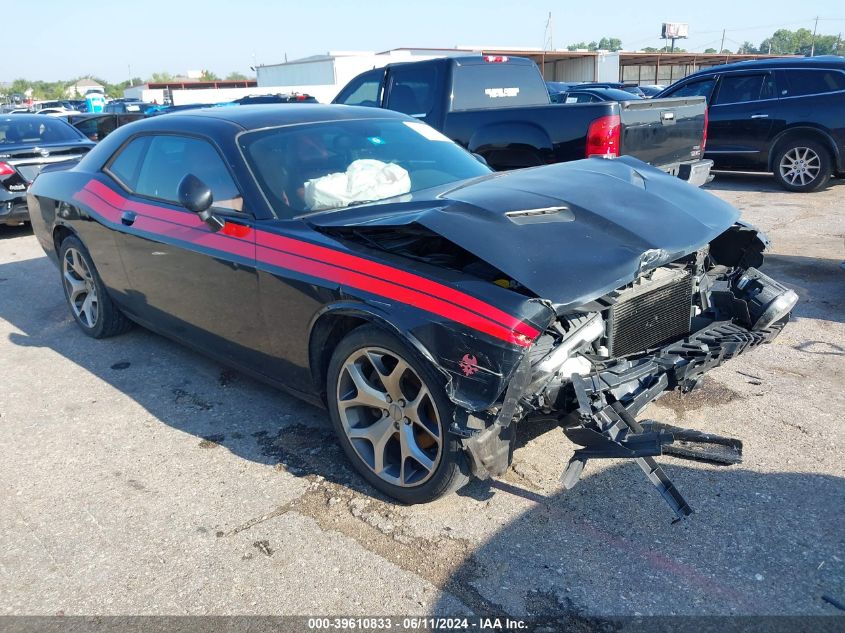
[460, 224, 797, 521]
[310, 157, 799, 519]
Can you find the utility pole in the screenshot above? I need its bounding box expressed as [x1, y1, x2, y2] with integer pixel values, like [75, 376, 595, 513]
[720, 29, 725, 53]
[128, 64, 133, 86]
[810, 16, 819, 56]
[543, 12, 553, 50]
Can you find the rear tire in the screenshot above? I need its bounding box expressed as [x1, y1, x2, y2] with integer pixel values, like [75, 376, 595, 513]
[326, 325, 469, 504]
[59, 235, 132, 338]
[772, 139, 831, 192]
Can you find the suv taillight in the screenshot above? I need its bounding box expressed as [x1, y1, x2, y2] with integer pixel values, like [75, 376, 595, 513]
[701, 106, 709, 154]
[0, 162, 15, 176]
[586, 114, 621, 158]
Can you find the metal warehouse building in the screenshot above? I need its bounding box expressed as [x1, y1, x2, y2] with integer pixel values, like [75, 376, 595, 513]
[255, 47, 790, 102]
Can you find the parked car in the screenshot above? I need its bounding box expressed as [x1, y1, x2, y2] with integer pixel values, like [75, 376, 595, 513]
[584, 82, 647, 97]
[334, 56, 711, 184]
[104, 101, 152, 114]
[545, 81, 585, 103]
[27, 105, 796, 517]
[0, 115, 94, 224]
[34, 100, 77, 112]
[38, 107, 79, 116]
[229, 93, 318, 105]
[638, 85, 666, 98]
[657, 56, 845, 192]
[63, 113, 146, 142]
[560, 87, 643, 103]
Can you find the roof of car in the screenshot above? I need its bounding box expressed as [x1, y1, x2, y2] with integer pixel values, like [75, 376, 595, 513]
[684, 55, 845, 79]
[567, 87, 640, 100]
[159, 103, 409, 130]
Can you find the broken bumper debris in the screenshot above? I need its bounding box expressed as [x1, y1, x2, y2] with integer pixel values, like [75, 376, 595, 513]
[460, 249, 796, 520]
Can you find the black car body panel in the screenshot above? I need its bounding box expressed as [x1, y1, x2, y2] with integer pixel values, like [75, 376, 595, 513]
[559, 87, 643, 103]
[64, 113, 147, 142]
[333, 56, 710, 178]
[658, 55, 845, 174]
[307, 156, 738, 307]
[28, 104, 796, 516]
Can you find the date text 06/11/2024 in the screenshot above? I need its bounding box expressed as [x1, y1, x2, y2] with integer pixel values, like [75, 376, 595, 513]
[306, 617, 528, 630]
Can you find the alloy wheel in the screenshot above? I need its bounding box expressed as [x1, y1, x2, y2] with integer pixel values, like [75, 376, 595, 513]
[336, 347, 443, 487]
[63, 247, 99, 328]
[779, 147, 821, 187]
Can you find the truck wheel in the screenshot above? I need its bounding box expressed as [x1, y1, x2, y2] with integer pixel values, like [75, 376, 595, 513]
[326, 325, 469, 504]
[773, 140, 831, 192]
[59, 236, 132, 338]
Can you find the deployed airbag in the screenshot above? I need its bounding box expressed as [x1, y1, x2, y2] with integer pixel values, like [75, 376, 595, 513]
[304, 159, 411, 210]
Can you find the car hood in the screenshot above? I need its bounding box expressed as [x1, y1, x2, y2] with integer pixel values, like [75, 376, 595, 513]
[307, 156, 740, 308]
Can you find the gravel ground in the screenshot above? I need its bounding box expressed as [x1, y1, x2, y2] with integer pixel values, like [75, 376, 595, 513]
[0, 173, 843, 621]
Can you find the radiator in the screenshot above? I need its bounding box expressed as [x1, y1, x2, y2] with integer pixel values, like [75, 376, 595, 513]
[606, 268, 694, 357]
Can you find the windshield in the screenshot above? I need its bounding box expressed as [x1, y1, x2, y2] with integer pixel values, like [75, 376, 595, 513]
[239, 118, 491, 217]
[0, 116, 86, 145]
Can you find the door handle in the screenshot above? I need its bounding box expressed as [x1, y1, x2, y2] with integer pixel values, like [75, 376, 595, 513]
[121, 211, 136, 226]
[750, 114, 769, 119]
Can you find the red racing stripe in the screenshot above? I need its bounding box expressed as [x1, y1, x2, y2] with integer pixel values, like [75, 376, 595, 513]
[255, 231, 539, 339]
[78, 179, 538, 347]
[256, 246, 531, 347]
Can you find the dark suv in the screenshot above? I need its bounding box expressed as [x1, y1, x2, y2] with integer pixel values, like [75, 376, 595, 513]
[658, 56, 845, 192]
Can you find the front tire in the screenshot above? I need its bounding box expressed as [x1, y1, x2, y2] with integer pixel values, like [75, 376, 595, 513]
[326, 325, 469, 504]
[772, 139, 831, 192]
[59, 235, 132, 338]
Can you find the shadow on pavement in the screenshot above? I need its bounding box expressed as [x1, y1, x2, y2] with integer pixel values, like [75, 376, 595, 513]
[0, 252, 379, 499]
[761, 255, 845, 327]
[2, 248, 844, 621]
[704, 171, 845, 194]
[440, 464, 845, 619]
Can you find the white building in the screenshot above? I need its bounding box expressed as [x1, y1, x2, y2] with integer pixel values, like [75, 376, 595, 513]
[256, 49, 475, 102]
[66, 78, 104, 98]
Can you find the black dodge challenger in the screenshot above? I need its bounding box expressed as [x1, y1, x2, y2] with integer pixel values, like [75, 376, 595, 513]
[27, 105, 797, 518]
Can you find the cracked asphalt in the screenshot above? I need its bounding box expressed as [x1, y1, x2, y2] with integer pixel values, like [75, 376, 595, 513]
[0, 173, 843, 619]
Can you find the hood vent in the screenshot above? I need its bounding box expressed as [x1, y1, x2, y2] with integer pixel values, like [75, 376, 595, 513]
[505, 206, 574, 224]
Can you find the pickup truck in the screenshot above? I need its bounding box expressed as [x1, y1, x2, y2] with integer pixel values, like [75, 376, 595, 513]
[333, 55, 712, 185]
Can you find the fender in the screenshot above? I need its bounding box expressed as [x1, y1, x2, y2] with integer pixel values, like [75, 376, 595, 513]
[767, 124, 841, 170]
[308, 299, 549, 416]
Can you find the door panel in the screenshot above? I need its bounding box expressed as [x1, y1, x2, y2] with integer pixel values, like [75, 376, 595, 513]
[706, 72, 778, 170]
[102, 133, 268, 369]
[117, 202, 266, 368]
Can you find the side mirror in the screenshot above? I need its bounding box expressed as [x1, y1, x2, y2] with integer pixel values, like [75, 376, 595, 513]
[472, 152, 489, 166]
[177, 174, 224, 232]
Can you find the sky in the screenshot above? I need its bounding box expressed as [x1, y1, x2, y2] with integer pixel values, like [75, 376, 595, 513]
[5, 0, 845, 82]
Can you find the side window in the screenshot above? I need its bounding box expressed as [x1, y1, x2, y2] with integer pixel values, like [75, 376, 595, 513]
[386, 66, 437, 117]
[779, 69, 845, 97]
[334, 71, 383, 107]
[106, 136, 150, 190]
[664, 78, 716, 100]
[713, 74, 769, 105]
[134, 136, 244, 212]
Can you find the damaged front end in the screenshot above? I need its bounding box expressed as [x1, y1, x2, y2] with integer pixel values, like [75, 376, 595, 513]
[460, 224, 797, 520]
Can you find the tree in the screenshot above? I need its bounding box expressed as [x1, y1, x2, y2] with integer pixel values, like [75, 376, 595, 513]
[225, 71, 249, 81]
[199, 70, 220, 82]
[737, 41, 760, 54]
[703, 48, 718, 54]
[150, 72, 174, 83]
[567, 41, 595, 51]
[640, 45, 687, 53]
[597, 37, 623, 51]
